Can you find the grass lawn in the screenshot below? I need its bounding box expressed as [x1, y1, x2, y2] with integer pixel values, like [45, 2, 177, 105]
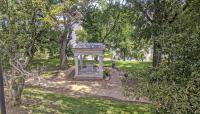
[115, 61, 152, 79]
[116, 61, 151, 72]
[30, 58, 151, 71]
[29, 58, 151, 80]
[22, 88, 151, 114]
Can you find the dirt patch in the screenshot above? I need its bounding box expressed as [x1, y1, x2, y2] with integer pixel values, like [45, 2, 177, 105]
[6, 104, 28, 114]
[26, 67, 149, 103]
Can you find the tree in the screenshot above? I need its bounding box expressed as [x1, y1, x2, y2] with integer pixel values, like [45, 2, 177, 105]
[127, 0, 188, 67]
[142, 0, 200, 113]
[82, 1, 142, 60]
[75, 29, 89, 42]
[0, 62, 6, 114]
[44, 0, 82, 69]
[0, 0, 50, 105]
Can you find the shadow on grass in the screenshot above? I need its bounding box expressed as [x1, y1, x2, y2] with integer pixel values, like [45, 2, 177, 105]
[29, 58, 74, 70]
[22, 88, 150, 114]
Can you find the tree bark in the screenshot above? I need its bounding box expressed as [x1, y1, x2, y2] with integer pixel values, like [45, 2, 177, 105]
[123, 49, 126, 61]
[59, 25, 73, 69]
[152, 0, 162, 67]
[59, 35, 68, 69]
[153, 41, 161, 67]
[0, 63, 6, 114]
[10, 76, 25, 106]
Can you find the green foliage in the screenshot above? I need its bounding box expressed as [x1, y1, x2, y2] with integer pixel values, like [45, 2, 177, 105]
[144, 1, 200, 113]
[0, 0, 52, 62]
[81, 2, 149, 59]
[75, 29, 89, 42]
[2, 0, 199, 113]
[22, 87, 151, 114]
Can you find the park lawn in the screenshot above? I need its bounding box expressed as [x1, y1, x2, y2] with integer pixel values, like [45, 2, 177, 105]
[30, 58, 151, 71]
[116, 61, 152, 78]
[116, 61, 151, 71]
[29, 58, 151, 79]
[22, 88, 151, 114]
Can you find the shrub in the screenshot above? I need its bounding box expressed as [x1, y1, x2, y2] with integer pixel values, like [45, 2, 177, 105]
[146, 3, 200, 113]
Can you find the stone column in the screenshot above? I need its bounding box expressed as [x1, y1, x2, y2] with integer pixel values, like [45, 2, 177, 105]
[75, 56, 79, 76]
[99, 55, 104, 77]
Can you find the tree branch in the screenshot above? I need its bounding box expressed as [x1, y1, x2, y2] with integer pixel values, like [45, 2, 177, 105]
[132, 0, 153, 23]
[168, 1, 189, 24]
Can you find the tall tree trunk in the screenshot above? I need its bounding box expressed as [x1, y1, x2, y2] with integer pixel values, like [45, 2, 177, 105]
[59, 35, 68, 69]
[152, 0, 162, 67]
[59, 25, 73, 70]
[0, 63, 6, 114]
[153, 41, 161, 67]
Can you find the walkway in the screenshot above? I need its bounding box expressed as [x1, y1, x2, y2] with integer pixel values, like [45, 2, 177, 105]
[27, 67, 149, 103]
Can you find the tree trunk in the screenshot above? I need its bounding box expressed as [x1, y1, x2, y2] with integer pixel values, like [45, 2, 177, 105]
[59, 35, 68, 69]
[94, 56, 98, 62]
[123, 57, 126, 61]
[59, 25, 73, 70]
[9, 76, 25, 106]
[9, 54, 30, 106]
[123, 49, 126, 61]
[153, 41, 161, 67]
[0, 63, 6, 114]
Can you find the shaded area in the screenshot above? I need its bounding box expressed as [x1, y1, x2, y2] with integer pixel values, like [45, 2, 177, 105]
[22, 88, 150, 114]
[115, 61, 151, 98]
[29, 58, 74, 70]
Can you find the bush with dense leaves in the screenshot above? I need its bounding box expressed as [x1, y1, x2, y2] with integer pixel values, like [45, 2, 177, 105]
[146, 1, 200, 113]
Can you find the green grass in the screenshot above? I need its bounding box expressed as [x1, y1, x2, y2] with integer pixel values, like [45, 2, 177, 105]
[22, 88, 151, 114]
[116, 61, 151, 73]
[104, 52, 112, 59]
[114, 61, 151, 98]
[29, 58, 74, 70]
[29, 57, 151, 71]
[29, 58, 151, 78]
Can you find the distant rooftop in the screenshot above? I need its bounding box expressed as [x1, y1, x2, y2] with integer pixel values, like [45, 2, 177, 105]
[74, 43, 105, 49]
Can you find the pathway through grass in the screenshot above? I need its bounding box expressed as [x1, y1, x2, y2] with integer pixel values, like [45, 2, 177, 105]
[22, 88, 150, 114]
[27, 58, 152, 113]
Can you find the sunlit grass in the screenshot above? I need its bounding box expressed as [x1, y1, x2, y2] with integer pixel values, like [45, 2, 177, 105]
[30, 57, 151, 79]
[22, 88, 151, 114]
[116, 61, 151, 73]
[104, 52, 112, 59]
